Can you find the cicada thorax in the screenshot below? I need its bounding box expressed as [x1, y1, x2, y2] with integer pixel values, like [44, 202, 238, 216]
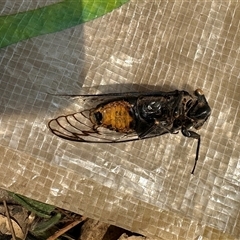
[90, 100, 136, 133]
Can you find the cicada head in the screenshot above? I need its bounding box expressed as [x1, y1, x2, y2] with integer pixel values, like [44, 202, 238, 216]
[187, 89, 211, 130]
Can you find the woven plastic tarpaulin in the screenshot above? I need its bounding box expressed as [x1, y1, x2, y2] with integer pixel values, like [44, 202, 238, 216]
[0, 1, 239, 239]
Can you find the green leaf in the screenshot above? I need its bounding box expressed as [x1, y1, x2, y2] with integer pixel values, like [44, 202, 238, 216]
[0, 0, 129, 48]
[9, 192, 55, 218]
[32, 213, 62, 234]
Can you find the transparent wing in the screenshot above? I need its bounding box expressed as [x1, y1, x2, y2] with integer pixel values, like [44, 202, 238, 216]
[48, 90, 179, 143]
[52, 90, 179, 107]
[48, 109, 140, 143]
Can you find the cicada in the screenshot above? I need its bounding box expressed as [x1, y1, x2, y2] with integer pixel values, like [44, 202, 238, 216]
[48, 89, 211, 174]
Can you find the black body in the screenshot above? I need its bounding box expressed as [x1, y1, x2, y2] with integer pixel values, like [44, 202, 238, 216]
[48, 89, 211, 174]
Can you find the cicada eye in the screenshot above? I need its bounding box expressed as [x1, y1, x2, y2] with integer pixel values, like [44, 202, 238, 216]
[188, 89, 211, 129]
[194, 88, 204, 96]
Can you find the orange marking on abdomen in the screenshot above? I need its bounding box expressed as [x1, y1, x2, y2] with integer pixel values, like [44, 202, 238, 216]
[93, 101, 135, 132]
